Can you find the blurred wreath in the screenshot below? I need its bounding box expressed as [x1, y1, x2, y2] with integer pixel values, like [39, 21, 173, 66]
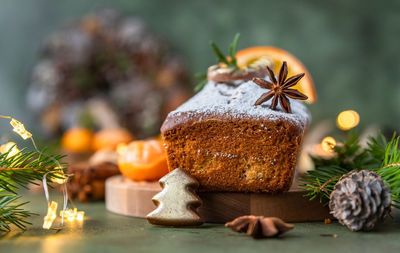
[27, 9, 191, 139]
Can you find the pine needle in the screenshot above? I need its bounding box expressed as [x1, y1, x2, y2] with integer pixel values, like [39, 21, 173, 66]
[0, 148, 65, 232]
[377, 134, 400, 208]
[301, 132, 400, 209]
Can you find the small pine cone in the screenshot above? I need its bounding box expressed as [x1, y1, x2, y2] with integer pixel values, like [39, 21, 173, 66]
[329, 170, 391, 231]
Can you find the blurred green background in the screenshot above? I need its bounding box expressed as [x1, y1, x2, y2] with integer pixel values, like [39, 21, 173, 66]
[0, 0, 399, 135]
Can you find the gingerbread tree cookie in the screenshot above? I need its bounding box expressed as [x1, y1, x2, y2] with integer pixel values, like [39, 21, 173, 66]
[146, 168, 204, 226]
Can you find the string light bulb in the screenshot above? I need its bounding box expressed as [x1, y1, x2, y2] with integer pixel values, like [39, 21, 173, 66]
[52, 167, 67, 184]
[43, 201, 58, 229]
[0, 142, 20, 157]
[9, 118, 32, 140]
[60, 208, 85, 222]
[76, 211, 85, 221]
[321, 136, 337, 153]
[1, 115, 85, 230]
[337, 110, 360, 131]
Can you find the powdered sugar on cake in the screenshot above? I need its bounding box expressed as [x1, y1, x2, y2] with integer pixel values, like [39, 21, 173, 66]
[168, 79, 310, 128]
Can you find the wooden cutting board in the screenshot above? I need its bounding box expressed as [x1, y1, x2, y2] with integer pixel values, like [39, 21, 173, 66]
[105, 175, 331, 223]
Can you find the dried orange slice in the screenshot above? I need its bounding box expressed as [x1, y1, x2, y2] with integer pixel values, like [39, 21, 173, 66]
[117, 139, 168, 181]
[235, 46, 317, 103]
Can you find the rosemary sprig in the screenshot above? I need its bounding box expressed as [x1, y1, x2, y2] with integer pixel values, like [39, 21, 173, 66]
[194, 33, 241, 92]
[194, 72, 208, 92]
[300, 132, 400, 208]
[210, 33, 240, 69]
[228, 33, 240, 68]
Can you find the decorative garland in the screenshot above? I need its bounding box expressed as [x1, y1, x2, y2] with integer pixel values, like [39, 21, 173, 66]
[0, 115, 82, 232]
[301, 131, 400, 231]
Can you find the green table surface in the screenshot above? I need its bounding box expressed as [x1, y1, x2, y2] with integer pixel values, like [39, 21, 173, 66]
[1, 192, 400, 253]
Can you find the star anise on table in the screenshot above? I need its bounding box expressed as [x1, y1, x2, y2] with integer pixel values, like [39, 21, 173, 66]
[253, 61, 308, 113]
[225, 215, 294, 238]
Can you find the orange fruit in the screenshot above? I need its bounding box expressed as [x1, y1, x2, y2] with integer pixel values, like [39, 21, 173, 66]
[118, 139, 168, 181]
[92, 128, 134, 151]
[235, 46, 317, 103]
[61, 127, 94, 153]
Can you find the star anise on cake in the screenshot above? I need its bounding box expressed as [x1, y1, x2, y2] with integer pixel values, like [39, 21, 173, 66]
[253, 61, 308, 113]
[225, 215, 294, 238]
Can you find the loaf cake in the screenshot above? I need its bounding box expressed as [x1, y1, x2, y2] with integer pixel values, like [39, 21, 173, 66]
[161, 73, 310, 193]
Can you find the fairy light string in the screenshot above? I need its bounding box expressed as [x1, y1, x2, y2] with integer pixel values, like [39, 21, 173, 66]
[0, 115, 84, 230]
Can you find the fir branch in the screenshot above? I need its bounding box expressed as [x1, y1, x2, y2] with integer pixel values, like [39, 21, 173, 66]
[366, 134, 387, 161]
[0, 148, 66, 193]
[0, 193, 33, 232]
[301, 165, 349, 203]
[300, 132, 400, 208]
[0, 147, 66, 232]
[377, 135, 400, 208]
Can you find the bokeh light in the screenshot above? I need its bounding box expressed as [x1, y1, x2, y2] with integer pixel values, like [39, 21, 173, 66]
[337, 110, 360, 131]
[321, 136, 337, 153]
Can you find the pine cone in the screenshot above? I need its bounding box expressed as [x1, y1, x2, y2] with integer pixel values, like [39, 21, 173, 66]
[329, 170, 391, 231]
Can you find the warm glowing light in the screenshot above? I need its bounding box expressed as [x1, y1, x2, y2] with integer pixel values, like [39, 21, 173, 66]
[76, 211, 85, 221]
[337, 110, 360, 131]
[43, 201, 58, 229]
[60, 208, 84, 222]
[52, 174, 66, 184]
[9, 118, 32, 139]
[321, 136, 337, 153]
[68, 208, 77, 222]
[1, 115, 85, 231]
[52, 167, 67, 184]
[0, 142, 20, 157]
